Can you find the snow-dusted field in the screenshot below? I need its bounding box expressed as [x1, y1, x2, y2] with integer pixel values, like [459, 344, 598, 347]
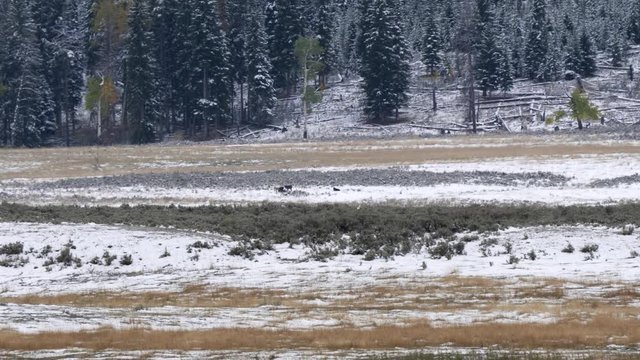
[2, 136, 640, 358]
[1, 222, 639, 330]
[3, 151, 640, 206]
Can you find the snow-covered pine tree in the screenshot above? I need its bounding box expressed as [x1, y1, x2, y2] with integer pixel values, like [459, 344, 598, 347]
[31, 0, 65, 130]
[187, 0, 232, 139]
[265, 0, 302, 95]
[421, 12, 441, 77]
[174, 0, 196, 136]
[150, 0, 182, 135]
[525, 0, 549, 81]
[226, 0, 248, 124]
[56, 0, 85, 146]
[124, 0, 157, 144]
[475, 0, 502, 96]
[359, 0, 410, 122]
[609, 34, 624, 67]
[246, 8, 277, 127]
[6, 0, 56, 147]
[0, 0, 11, 145]
[333, 2, 359, 79]
[579, 31, 597, 77]
[421, 10, 442, 111]
[628, 0, 640, 44]
[315, 0, 334, 88]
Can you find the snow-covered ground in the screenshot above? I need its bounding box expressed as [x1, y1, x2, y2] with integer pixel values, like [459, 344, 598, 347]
[1, 222, 638, 335]
[2, 152, 640, 206]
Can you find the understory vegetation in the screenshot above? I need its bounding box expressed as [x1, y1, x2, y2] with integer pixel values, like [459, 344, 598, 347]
[1, 202, 639, 260]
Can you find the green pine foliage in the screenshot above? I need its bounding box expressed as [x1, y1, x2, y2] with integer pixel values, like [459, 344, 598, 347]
[124, 0, 157, 144]
[246, 10, 277, 126]
[525, 0, 549, 81]
[6, 0, 56, 147]
[421, 13, 441, 76]
[266, 0, 302, 95]
[187, 0, 232, 138]
[359, 0, 410, 122]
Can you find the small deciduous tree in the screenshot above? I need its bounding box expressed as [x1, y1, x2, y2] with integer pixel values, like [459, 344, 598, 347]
[569, 87, 599, 130]
[294, 36, 324, 139]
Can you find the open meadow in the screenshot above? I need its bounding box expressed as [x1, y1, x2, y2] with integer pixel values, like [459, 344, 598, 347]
[1, 134, 640, 359]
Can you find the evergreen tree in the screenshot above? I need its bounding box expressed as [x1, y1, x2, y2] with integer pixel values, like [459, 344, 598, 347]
[579, 31, 597, 77]
[174, 0, 195, 136]
[6, 0, 55, 147]
[56, 0, 85, 145]
[31, 0, 65, 129]
[421, 12, 441, 76]
[0, 0, 11, 145]
[124, 0, 157, 144]
[187, 0, 232, 138]
[227, 0, 248, 123]
[150, 0, 181, 135]
[525, 0, 549, 81]
[475, 0, 502, 96]
[359, 0, 410, 122]
[315, 0, 334, 88]
[609, 35, 624, 67]
[334, 2, 359, 78]
[246, 9, 277, 127]
[628, 0, 640, 44]
[265, 0, 302, 95]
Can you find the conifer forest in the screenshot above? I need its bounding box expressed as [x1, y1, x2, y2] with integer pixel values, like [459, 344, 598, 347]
[0, 0, 636, 147]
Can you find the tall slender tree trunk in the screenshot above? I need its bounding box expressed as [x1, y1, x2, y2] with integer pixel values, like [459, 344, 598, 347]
[204, 67, 210, 139]
[467, 53, 477, 134]
[240, 82, 244, 125]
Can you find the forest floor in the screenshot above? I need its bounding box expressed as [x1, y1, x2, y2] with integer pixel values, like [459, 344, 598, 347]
[1, 134, 640, 359]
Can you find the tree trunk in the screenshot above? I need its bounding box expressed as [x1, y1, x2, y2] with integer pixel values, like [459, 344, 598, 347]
[577, 117, 583, 130]
[432, 86, 437, 112]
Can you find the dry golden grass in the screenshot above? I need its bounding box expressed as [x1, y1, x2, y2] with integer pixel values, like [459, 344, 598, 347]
[0, 286, 291, 309]
[1, 316, 639, 351]
[2, 135, 640, 180]
[3, 276, 640, 351]
[514, 285, 565, 300]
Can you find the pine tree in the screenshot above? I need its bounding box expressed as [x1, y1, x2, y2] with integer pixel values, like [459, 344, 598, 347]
[525, 0, 549, 81]
[227, 0, 248, 124]
[187, 0, 232, 139]
[265, 0, 302, 95]
[315, 0, 334, 88]
[124, 0, 157, 144]
[359, 0, 410, 122]
[246, 9, 277, 127]
[0, 0, 11, 145]
[150, 0, 181, 135]
[475, 0, 502, 96]
[56, 0, 85, 146]
[421, 13, 441, 76]
[609, 35, 624, 67]
[31, 0, 65, 130]
[334, 3, 359, 78]
[628, 0, 640, 44]
[6, 0, 55, 147]
[579, 32, 597, 77]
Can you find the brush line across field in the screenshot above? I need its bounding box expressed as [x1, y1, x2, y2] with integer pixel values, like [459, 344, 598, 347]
[1, 202, 638, 243]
